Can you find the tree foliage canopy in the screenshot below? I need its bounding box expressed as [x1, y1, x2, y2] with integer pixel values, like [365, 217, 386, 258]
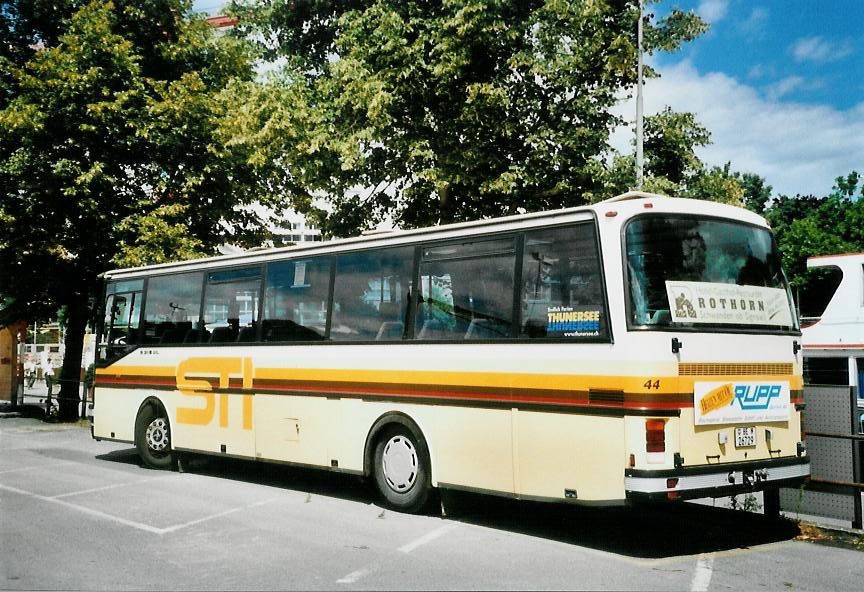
[603, 106, 749, 206]
[0, 0, 274, 318]
[765, 172, 864, 284]
[0, 0, 272, 418]
[228, 0, 706, 236]
[758, 171, 863, 317]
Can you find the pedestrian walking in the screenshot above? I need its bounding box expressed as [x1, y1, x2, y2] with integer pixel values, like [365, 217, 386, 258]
[25, 360, 36, 388]
[40, 352, 54, 396]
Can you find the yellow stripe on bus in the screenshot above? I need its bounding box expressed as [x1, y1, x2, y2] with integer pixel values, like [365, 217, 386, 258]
[96, 365, 176, 377]
[97, 361, 801, 393]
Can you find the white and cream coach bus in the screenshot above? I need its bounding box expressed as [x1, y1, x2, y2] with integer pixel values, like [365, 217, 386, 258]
[93, 192, 810, 513]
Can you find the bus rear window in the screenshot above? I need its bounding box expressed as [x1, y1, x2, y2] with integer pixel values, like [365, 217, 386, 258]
[625, 215, 796, 331]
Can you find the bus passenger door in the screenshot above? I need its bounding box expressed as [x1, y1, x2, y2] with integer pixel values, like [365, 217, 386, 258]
[253, 394, 341, 468]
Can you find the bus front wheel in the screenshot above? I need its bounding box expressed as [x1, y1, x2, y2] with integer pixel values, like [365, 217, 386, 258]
[135, 403, 175, 470]
[373, 425, 432, 513]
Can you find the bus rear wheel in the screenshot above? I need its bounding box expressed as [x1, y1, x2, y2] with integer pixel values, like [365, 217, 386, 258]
[373, 425, 432, 513]
[135, 403, 175, 470]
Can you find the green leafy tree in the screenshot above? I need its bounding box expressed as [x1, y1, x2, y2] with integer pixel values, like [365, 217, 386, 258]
[605, 105, 752, 206]
[643, 106, 710, 186]
[739, 172, 772, 215]
[1, 1, 74, 107]
[764, 172, 864, 317]
[682, 163, 744, 205]
[831, 171, 861, 200]
[228, 0, 706, 236]
[0, 1, 275, 420]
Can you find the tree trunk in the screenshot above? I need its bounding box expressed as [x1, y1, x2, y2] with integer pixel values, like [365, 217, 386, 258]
[57, 297, 89, 422]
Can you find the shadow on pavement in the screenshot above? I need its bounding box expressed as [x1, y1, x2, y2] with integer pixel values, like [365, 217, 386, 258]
[95, 448, 142, 466]
[440, 490, 801, 558]
[0, 402, 48, 419]
[95, 448, 800, 558]
[97, 448, 374, 505]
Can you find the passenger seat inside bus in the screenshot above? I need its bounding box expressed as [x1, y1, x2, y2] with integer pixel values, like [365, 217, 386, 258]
[209, 326, 237, 343]
[375, 321, 404, 341]
[236, 326, 257, 342]
[262, 319, 324, 342]
[159, 321, 192, 344]
[183, 328, 210, 343]
[649, 310, 672, 325]
[154, 321, 174, 341]
[417, 319, 454, 340]
[464, 318, 508, 339]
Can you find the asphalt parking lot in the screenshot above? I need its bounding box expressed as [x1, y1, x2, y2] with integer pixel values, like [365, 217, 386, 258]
[1, 416, 862, 591]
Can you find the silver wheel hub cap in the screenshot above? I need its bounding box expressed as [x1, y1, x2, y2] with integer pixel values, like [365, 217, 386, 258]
[382, 435, 418, 493]
[145, 418, 169, 452]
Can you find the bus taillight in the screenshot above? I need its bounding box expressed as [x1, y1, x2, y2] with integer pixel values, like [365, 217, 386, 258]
[646, 419, 666, 453]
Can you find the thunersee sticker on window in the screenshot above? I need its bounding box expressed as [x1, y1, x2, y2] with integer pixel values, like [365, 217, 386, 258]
[665, 281, 793, 326]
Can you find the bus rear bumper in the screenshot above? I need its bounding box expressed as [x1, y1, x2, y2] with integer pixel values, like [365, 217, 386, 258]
[624, 456, 810, 501]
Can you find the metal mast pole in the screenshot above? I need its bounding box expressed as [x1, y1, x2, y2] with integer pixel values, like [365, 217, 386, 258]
[635, 0, 645, 190]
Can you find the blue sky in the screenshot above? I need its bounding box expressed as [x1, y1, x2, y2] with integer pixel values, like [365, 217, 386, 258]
[194, 1, 863, 198]
[622, 0, 863, 197]
[659, 1, 862, 110]
[192, 0, 223, 15]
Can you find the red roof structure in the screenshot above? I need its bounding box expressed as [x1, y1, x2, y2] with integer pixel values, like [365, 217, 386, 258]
[205, 15, 239, 28]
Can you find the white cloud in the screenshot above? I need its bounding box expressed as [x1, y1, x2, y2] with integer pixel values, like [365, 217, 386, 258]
[747, 64, 767, 80]
[766, 75, 805, 100]
[613, 61, 864, 197]
[697, 0, 729, 24]
[790, 36, 854, 63]
[739, 7, 769, 35]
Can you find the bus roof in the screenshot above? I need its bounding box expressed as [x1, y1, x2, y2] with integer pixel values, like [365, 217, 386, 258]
[104, 192, 766, 280]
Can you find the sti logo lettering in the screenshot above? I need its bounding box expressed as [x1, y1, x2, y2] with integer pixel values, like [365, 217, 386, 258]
[734, 384, 782, 410]
[175, 357, 253, 429]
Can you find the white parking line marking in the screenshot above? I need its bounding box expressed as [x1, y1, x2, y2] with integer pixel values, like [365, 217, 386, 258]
[160, 498, 279, 534]
[691, 553, 715, 592]
[335, 521, 460, 584]
[0, 482, 280, 536]
[398, 522, 459, 554]
[50, 476, 172, 499]
[336, 568, 371, 584]
[0, 461, 77, 475]
[0, 483, 163, 534]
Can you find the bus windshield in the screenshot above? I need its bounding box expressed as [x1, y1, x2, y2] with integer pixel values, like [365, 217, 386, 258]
[625, 215, 797, 331]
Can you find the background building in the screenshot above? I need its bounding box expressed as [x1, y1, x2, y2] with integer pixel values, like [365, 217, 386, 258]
[269, 212, 324, 246]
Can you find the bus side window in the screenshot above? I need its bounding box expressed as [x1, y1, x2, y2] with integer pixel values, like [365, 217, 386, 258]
[140, 271, 205, 345]
[520, 224, 607, 340]
[332, 246, 413, 341]
[416, 238, 516, 340]
[263, 257, 331, 342]
[202, 267, 262, 343]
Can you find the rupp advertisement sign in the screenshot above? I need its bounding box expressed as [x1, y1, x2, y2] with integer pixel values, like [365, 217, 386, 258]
[694, 381, 791, 425]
